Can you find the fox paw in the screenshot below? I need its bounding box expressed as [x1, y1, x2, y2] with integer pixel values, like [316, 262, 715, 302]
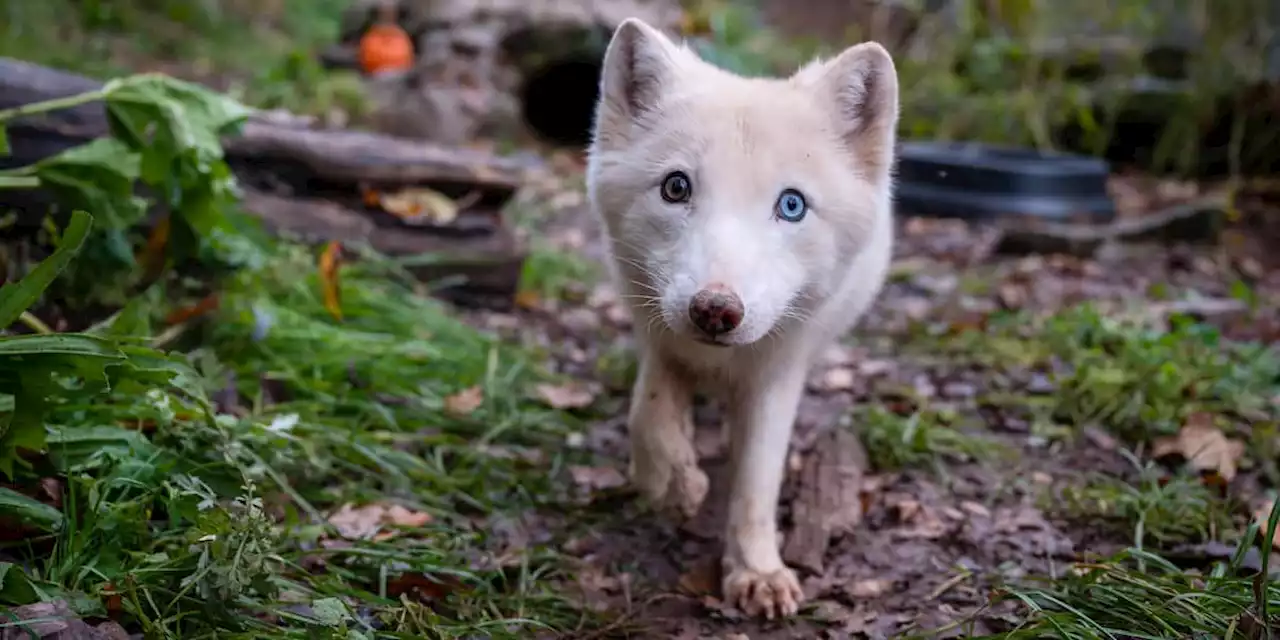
[630, 455, 708, 521]
[722, 565, 803, 619]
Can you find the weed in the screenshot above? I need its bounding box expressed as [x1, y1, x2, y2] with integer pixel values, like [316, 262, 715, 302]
[1041, 307, 1279, 442]
[919, 304, 1280, 445]
[856, 404, 1009, 472]
[1052, 452, 1238, 548]
[950, 498, 1280, 639]
[518, 244, 598, 304]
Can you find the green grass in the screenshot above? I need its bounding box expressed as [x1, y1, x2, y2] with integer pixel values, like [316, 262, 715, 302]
[517, 245, 599, 304]
[856, 404, 1009, 472]
[877, 301, 1280, 637]
[1052, 453, 1239, 548]
[2, 233, 608, 638]
[956, 500, 1280, 639]
[915, 304, 1280, 446]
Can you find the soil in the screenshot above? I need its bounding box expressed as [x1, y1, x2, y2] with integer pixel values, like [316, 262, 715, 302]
[469, 159, 1280, 639]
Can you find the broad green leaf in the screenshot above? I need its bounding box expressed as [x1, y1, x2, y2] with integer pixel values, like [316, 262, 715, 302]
[104, 74, 250, 159]
[311, 597, 350, 627]
[0, 562, 39, 605]
[0, 209, 93, 328]
[0, 486, 63, 532]
[96, 74, 247, 263]
[0, 125, 8, 156]
[33, 140, 145, 231]
[0, 333, 124, 359]
[45, 425, 156, 473]
[112, 346, 206, 403]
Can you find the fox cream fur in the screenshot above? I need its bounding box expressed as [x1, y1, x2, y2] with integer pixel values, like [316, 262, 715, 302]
[585, 18, 899, 619]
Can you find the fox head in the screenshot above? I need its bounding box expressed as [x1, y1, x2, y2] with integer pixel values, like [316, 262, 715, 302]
[586, 18, 899, 348]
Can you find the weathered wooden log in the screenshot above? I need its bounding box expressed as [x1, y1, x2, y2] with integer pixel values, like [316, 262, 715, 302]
[991, 193, 1229, 257]
[0, 57, 531, 309]
[782, 428, 868, 575]
[240, 190, 525, 309]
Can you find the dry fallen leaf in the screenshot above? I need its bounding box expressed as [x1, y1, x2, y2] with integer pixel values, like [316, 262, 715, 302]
[1151, 412, 1245, 482]
[378, 186, 459, 225]
[677, 558, 719, 596]
[137, 213, 171, 280]
[327, 502, 433, 540]
[535, 381, 599, 409]
[514, 289, 541, 310]
[569, 465, 627, 491]
[318, 241, 343, 322]
[858, 358, 895, 377]
[387, 572, 465, 603]
[817, 367, 856, 392]
[848, 578, 892, 599]
[164, 292, 221, 326]
[444, 385, 484, 416]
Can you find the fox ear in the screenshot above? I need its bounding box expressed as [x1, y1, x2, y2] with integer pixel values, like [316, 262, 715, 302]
[597, 18, 681, 124]
[815, 42, 899, 174]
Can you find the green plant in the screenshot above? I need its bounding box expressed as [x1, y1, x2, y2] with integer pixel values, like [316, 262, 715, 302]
[0, 70, 603, 637]
[0, 73, 250, 306]
[0, 210, 204, 478]
[857, 404, 1007, 471]
[949, 498, 1280, 640]
[1054, 452, 1237, 548]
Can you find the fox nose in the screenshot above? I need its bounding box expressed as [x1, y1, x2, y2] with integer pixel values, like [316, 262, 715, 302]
[688, 286, 744, 337]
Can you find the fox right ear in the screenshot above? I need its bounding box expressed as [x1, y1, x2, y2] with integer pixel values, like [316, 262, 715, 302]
[598, 18, 680, 123]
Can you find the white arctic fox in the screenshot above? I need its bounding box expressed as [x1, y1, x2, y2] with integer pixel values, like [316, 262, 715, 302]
[585, 17, 899, 618]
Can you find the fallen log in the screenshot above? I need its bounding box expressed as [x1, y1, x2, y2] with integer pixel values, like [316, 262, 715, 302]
[782, 428, 868, 575]
[0, 57, 531, 309]
[991, 192, 1229, 257]
[240, 190, 524, 309]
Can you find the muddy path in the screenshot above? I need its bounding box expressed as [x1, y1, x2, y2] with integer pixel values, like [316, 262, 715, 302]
[470, 164, 1280, 639]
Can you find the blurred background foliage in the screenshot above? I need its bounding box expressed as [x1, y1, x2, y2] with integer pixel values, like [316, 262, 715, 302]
[682, 0, 1278, 176]
[1, 0, 1276, 176]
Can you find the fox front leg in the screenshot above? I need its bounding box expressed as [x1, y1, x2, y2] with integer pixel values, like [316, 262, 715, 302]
[626, 348, 709, 521]
[720, 357, 807, 618]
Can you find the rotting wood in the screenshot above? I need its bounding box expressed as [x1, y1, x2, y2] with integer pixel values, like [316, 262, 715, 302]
[241, 190, 526, 309]
[782, 428, 868, 575]
[991, 193, 1230, 257]
[0, 57, 531, 309]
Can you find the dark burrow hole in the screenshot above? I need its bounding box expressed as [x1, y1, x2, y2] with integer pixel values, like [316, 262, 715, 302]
[519, 55, 602, 148]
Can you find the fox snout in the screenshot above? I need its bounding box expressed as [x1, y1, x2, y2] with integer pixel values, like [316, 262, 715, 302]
[688, 284, 744, 340]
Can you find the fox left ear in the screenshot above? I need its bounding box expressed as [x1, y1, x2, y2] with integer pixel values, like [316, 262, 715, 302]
[814, 42, 899, 175]
[598, 19, 681, 120]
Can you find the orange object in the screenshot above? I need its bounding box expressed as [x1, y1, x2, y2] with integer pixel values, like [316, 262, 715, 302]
[136, 214, 171, 280]
[357, 7, 414, 76]
[318, 241, 344, 322]
[164, 292, 221, 326]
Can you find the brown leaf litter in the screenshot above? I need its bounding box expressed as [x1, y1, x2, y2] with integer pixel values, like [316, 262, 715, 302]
[326, 501, 433, 541]
[1152, 412, 1246, 483]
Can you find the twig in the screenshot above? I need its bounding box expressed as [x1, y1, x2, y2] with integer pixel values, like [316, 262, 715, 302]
[17, 311, 52, 334]
[0, 89, 105, 124]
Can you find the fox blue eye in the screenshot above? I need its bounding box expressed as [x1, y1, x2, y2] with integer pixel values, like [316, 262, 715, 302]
[775, 189, 807, 222]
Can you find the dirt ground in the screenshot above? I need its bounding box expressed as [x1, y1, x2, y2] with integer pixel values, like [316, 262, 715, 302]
[464, 162, 1280, 639]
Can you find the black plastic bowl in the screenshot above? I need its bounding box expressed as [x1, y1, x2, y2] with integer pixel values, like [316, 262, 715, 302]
[893, 141, 1116, 224]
